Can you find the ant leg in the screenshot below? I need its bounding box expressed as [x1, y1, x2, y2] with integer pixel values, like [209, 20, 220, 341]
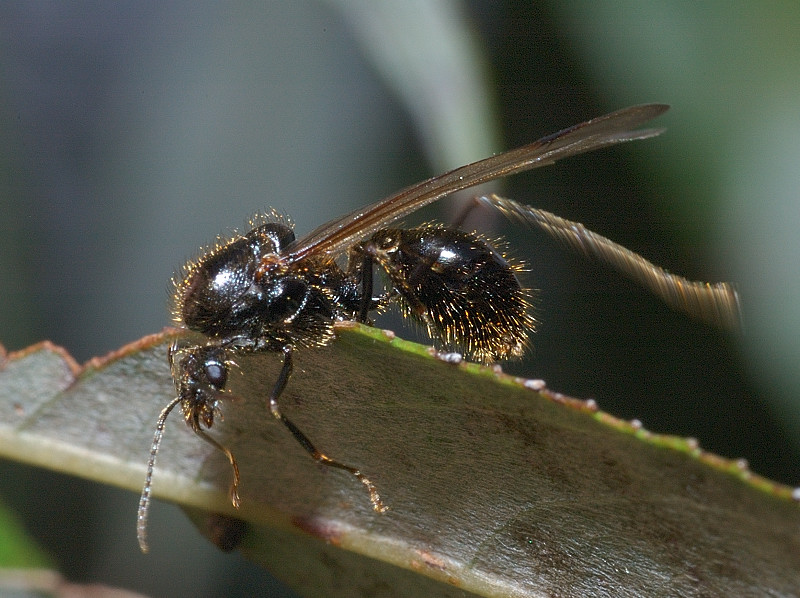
[449, 195, 483, 230]
[356, 250, 395, 323]
[449, 193, 504, 231]
[359, 237, 441, 333]
[194, 427, 241, 510]
[358, 252, 374, 323]
[268, 346, 388, 512]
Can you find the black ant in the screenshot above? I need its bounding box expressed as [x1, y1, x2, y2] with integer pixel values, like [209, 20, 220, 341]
[137, 104, 740, 551]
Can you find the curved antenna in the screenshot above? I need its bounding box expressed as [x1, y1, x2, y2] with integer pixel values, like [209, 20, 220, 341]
[137, 400, 243, 553]
[137, 396, 181, 553]
[480, 194, 742, 331]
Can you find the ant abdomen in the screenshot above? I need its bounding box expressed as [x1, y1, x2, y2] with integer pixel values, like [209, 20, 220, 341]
[361, 226, 535, 362]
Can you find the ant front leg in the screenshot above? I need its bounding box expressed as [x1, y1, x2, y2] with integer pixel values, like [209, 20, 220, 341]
[268, 345, 388, 512]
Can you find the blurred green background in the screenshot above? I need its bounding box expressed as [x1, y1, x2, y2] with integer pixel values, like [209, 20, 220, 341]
[1, 2, 798, 596]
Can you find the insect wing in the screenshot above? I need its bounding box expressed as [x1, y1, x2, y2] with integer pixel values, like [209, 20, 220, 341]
[480, 194, 742, 331]
[287, 103, 669, 262]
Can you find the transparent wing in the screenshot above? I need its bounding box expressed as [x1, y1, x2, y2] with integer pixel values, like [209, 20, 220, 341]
[288, 104, 669, 261]
[478, 194, 742, 331]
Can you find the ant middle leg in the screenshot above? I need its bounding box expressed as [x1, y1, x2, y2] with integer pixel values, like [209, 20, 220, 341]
[268, 345, 388, 512]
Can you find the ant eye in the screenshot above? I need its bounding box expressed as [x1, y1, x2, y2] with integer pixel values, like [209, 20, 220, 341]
[204, 360, 228, 389]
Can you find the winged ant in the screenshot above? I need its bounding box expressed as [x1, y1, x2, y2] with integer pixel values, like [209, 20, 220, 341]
[137, 104, 740, 551]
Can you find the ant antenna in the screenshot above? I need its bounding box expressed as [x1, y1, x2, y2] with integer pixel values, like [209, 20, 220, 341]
[137, 396, 243, 553]
[137, 396, 181, 553]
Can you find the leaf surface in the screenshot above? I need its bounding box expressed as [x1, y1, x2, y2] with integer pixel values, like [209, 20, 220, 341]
[1, 325, 798, 597]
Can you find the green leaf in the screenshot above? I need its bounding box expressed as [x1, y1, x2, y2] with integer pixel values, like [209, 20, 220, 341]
[1, 325, 798, 597]
[0, 501, 51, 569]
